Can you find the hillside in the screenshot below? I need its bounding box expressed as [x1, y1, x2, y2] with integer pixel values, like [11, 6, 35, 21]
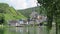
[17, 7, 39, 18]
[4, 7, 26, 20]
[0, 3, 26, 21]
[17, 6, 46, 18]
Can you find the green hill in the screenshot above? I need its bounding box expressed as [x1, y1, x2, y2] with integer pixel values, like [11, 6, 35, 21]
[4, 7, 26, 20]
[17, 6, 41, 18]
[17, 6, 46, 18]
[0, 3, 26, 21]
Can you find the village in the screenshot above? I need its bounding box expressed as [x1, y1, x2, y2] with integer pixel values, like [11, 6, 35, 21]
[0, 0, 60, 34]
[8, 11, 47, 27]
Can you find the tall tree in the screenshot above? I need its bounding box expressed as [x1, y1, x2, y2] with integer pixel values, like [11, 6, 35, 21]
[37, 0, 60, 34]
[37, 0, 55, 29]
[0, 9, 4, 24]
[0, 3, 9, 24]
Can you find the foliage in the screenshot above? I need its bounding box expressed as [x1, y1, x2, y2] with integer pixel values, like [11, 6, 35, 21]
[0, 3, 26, 24]
[37, 0, 60, 34]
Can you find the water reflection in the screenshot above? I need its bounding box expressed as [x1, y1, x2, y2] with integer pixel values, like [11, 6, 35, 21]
[0, 28, 4, 34]
[5, 26, 56, 34]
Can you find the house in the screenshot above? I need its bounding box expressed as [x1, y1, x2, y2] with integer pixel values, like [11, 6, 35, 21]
[8, 20, 20, 26]
[36, 15, 47, 24]
[30, 11, 39, 19]
[8, 19, 28, 26]
[29, 11, 47, 25]
[19, 19, 24, 25]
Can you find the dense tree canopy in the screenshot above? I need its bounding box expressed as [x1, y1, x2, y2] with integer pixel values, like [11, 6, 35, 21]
[37, 0, 60, 34]
[0, 3, 9, 24]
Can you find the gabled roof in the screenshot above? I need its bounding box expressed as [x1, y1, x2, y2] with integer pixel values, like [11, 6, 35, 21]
[30, 11, 39, 18]
[9, 20, 19, 23]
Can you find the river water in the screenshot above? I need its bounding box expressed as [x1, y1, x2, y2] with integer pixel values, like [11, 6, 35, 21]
[4, 25, 56, 34]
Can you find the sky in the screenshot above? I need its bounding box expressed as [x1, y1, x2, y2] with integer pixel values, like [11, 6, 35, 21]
[0, 0, 37, 10]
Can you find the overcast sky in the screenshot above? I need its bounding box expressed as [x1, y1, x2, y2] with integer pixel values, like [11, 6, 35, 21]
[0, 0, 37, 10]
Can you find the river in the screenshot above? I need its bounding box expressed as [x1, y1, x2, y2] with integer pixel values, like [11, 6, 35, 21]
[4, 25, 56, 34]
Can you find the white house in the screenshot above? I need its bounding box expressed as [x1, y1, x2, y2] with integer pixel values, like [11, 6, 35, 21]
[19, 20, 24, 25]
